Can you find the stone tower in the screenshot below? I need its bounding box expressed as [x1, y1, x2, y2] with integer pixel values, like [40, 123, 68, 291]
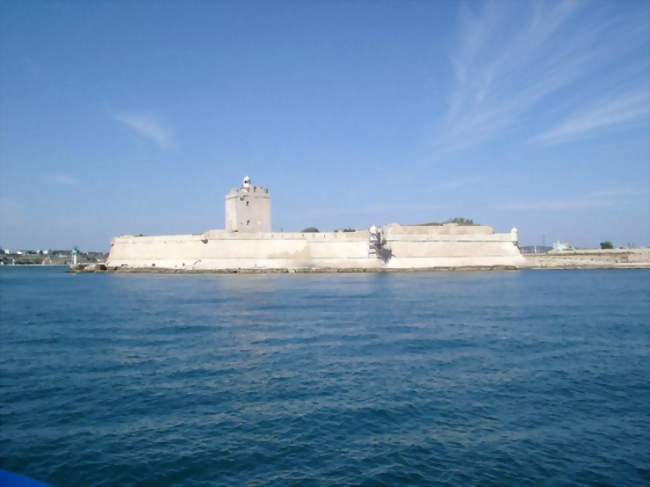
[225, 176, 272, 232]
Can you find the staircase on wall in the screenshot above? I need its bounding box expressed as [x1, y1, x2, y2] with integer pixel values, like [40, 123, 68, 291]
[369, 226, 391, 262]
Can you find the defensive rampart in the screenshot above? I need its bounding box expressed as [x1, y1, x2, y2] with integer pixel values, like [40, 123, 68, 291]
[106, 224, 525, 271]
[382, 224, 525, 269]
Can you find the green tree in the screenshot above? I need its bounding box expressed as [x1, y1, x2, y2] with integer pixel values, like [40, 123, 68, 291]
[600, 241, 614, 249]
[446, 217, 476, 226]
[302, 227, 319, 233]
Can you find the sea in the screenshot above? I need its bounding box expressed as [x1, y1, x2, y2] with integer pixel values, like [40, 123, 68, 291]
[1, 267, 649, 486]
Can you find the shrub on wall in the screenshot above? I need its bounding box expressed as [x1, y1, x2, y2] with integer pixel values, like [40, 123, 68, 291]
[302, 227, 320, 233]
[446, 217, 477, 226]
[600, 241, 614, 249]
[417, 218, 478, 226]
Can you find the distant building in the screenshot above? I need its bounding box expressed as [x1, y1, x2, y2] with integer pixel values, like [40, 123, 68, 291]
[519, 245, 552, 254]
[552, 240, 574, 252]
[225, 176, 272, 233]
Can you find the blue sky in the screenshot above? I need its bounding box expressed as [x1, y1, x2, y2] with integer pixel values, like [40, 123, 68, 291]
[1, 0, 648, 250]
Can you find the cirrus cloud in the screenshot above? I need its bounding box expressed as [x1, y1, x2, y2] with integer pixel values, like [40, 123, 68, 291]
[113, 112, 175, 149]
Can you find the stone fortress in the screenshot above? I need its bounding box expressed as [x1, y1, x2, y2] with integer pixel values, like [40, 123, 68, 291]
[106, 177, 526, 271]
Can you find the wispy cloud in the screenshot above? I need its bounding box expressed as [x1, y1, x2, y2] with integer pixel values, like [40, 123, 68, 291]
[586, 187, 649, 199]
[430, 177, 480, 192]
[499, 186, 648, 211]
[436, 1, 649, 153]
[533, 89, 650, 144]
[0, 198, 25, 241]
[499, 198, 610, 211]
[49, 174, 79, 186]
[113, 112, 174, 149]
[305, 204, 448, 219]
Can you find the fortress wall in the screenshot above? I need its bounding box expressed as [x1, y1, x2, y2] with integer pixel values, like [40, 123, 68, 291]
[201, 230, 369, 240]
[386, 255, 525, 269]
[387, 240, 523, 258]
[384, 224, 495, 236]
[107, 231, 377, 270]
[385, 234, 516, 242]
[107, 227, 525, 271]
[381, 224, 525, 268]
[385, 236, 525, 268]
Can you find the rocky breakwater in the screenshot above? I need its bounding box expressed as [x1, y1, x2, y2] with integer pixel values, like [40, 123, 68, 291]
[523, 248, 650, 269]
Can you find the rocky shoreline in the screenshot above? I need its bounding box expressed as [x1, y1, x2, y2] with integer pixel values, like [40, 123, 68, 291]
[522, 248, 650, 270]
[69, 249, 650, 274]
[69, 264, 523, 274]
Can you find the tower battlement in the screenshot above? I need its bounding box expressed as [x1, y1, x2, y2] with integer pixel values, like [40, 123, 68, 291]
[225, 176, 272, 233]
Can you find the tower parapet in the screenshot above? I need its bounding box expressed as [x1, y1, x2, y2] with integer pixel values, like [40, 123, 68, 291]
[225, 176, 272, 232]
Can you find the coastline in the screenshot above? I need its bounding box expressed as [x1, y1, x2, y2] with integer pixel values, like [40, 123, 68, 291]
[1, 264, 70, 268]
[68, 261, 650, 275]
[66, 248, 650, 273]
[522, 248, 650, 270]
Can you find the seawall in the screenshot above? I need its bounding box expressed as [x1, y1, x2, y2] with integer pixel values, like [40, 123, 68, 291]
[522, 249, 650, 269]
[104, 224, 526, 272]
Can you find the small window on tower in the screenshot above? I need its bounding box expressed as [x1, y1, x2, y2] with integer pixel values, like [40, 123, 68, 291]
[246, 201, 250, 206]
[246, 220, 250, 225]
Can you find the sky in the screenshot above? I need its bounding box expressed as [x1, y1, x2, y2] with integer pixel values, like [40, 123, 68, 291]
[1, 0, 648, 251]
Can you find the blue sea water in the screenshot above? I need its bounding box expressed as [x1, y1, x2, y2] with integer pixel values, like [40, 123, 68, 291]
[1, 267, 649, 487]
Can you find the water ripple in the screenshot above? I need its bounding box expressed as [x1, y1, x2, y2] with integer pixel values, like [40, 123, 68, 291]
[1, 268, 649, 486]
